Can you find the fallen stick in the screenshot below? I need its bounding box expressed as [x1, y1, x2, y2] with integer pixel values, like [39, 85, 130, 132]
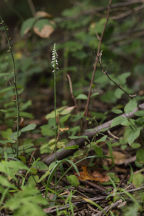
[42, 103, 144, 165]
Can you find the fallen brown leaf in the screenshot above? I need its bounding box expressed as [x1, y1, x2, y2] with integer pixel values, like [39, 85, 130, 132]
[77, 166, 109, 183]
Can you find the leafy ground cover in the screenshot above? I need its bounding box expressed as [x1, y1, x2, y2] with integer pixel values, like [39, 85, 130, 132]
[0, 0, 144, 215]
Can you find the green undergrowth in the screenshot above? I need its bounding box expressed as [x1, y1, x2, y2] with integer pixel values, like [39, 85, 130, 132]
[1, 0, 144, 215]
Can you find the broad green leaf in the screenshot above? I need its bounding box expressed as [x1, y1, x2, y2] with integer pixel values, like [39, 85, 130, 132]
[111, 108, 123, 114]
[124, 99, 137, 114]
[76, 94, 88, 100]
[21, 18, 36, 36]
[124, 127, 141, 145]
[114, 88, 123, 99]
[136, 149, 144, 164]
[135, 110, 144, 116]
[21, 123, 36, 133]
[91, 92, 99, 98]
[96, 135, 107, 144]
[118, 72, 130, 84]
[60, 106, 75, 115]
[45, 106, 66, 119]
[1, 128, 12, 140]
[34, 19, 54, 31]
[111, 116, 125, 127]
[132, 173, 144, 188]
[66, 175, 80, 187]
[40, 124, 55, 137]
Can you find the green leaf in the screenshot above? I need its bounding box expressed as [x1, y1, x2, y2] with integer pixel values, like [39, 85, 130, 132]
[5, 185, 47, 216]
[111, 116, 125, 127]
[66, 175, 80, 187]
[45, 106, 66, 119]
[0, 175, 16, 189]
[69, 135, 88, 140]
[124, 99, 137, 114]
[65, 145, 79, 150]
[21, 123, 36, 133]
[40, 124, 55, 137]
[1, 128, 12, 139]
[114, 88, 123, 99]
[135, 110, 144, 116]
[136, 149, 144, 164]
[96, 135, 107, 144]
[91, 92, 99, 98]
[60, 106, 75, 115]
[132, 173, 144, 188]
[21, 18, 36, 36]
[34, 19, 55, 31]
[76, 94, 88, 100]
[124, 127, 141, 145]
[111, 108, 123, 114]
[118, 72, 130, 85]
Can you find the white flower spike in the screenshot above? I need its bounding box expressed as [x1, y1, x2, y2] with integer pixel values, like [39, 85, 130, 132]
[52, 43, 58, 73]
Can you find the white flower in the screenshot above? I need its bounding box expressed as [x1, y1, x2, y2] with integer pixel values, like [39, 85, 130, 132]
[51, 43, 58, 72]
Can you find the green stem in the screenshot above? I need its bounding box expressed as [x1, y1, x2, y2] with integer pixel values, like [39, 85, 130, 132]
[54, 68, 57, 153]
[0, 17, 20, 157]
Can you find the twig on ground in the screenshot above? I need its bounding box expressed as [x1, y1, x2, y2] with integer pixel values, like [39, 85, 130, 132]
[43, 185, 144, 214]
[43, 195, 106, 214]
[84, 0, 112, 117]
[108, 129, 119, 140]
[94, 199, 123, 216]
[42, 103, 144, 165]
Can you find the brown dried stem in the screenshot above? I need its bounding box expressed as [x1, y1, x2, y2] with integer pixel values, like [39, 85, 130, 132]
[84, 0, 112, 116]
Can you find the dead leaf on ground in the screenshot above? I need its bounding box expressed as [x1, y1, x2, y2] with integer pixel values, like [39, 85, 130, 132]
[108, 151, 126, 165]
[77, 166, 109, 183]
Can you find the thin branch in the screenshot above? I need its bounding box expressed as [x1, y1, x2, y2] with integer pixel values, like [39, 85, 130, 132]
[42, 103, 144, 165]
[94, 199, 123, 216]
[66, 74, 77, 108]
[84, 0, 112, 116]
[98, 59, 136, 98]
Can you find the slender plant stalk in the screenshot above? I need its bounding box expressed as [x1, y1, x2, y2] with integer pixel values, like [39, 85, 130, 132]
[54, 63, 57, 151]
[52, 44, 59, 154]
[52, 44, 59, 187]
[84, 0, 112, 116]
[0, 17, 20, 157]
